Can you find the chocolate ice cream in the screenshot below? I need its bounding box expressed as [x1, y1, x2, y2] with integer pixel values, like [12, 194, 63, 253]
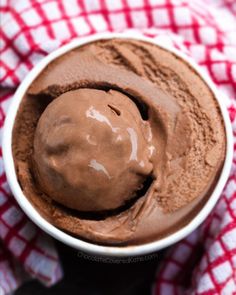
[12, 38, 226, 245]
[33, 88, 153, 212]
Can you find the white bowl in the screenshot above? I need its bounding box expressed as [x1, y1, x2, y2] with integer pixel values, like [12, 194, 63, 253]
[2, 33, 233, 257]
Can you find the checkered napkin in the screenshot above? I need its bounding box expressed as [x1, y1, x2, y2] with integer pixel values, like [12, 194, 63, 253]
[0, 0, 236, 294]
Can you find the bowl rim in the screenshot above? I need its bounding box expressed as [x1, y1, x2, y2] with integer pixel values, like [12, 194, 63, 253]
[2, 32, 234, 257]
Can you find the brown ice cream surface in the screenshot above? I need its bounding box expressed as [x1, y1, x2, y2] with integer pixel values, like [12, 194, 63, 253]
[33, 88, 153, 212]
[12, 39, 226, 245]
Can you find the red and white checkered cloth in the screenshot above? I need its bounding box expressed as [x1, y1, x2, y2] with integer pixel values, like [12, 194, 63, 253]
[0, 0, 236, 294]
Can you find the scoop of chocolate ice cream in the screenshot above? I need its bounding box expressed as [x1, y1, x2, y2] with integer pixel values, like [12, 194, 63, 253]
[32, 88, 153, 212]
